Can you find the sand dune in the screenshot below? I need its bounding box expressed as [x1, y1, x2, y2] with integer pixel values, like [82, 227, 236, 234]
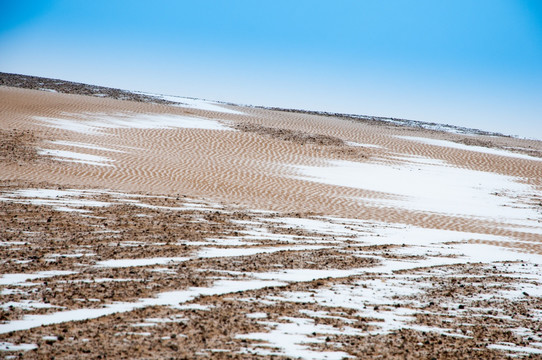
[1, 81, 542, 359]
[2, 86, 540, 236]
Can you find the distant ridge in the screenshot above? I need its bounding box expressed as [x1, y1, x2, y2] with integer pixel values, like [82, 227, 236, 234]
[0, 72, 174, 105]
[1, 71, 508, 138]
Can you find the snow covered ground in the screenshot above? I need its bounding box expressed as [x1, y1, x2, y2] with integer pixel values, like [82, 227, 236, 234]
[1, 82, 542, 358]
[1, 186, 541, 358]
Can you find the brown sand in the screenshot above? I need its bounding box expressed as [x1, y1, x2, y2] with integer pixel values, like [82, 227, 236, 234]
[1, 82, 542, 359]
[2, 86, 541, 245]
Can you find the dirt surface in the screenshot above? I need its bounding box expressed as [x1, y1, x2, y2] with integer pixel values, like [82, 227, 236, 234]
[0, 130, 43, 164]
[235, 123, 347, 147]
[0, 72, 176, 105]
[1, 74, 542, 359]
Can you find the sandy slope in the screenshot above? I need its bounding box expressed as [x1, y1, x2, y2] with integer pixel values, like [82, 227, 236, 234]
[1, 83, 542, 359]
[2, 87, 541, 245]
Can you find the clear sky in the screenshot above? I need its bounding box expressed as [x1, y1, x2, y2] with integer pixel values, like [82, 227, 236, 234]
[1, 0, 541, 138]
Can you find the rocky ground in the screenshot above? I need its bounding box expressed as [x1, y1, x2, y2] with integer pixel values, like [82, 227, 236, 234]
[1, 74, 542, 359]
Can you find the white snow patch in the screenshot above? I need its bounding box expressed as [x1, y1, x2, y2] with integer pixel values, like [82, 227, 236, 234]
[264, 217, 358, 236]
[0, 188, 229, 214]
[0, 189, 112, 211]
[46, 253, 94, 259]
[0, 279, 284, 334]
[41, 335, 58, 341]
[239, 317, 359, 359]
[196, 245, 326, 259]
[292, 158, 539, 225]
[362, 224, 511, 246]
[246, 312, 268, 319]
[193, 238, 256, 246]
[487, 344, 542, 355]
[0, 241, 27, 247]
[124, 332, 152, 336]
[454, 243, 542, 264]
[0, 301, 60, 310]
[131, 322, 157, 327]
[233, 228, 305, 243]
[176, 304, 211, 311]
[264, 278, 421, 335]
[0, 271, 76, 286]
[144, 317, 186, 324]
[398, 136, 542, 162]
[0, 342, 38, 352]
[246, 256, 464, 284]
[94, 246, 329, 269]
[37, 112, 229, 134]
[138, 93, 245, 115]
[346, 141, 383, 148]
[95, 257, 190, 268]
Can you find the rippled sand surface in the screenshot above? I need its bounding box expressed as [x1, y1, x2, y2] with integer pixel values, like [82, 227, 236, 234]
[1, 84, 542, 359]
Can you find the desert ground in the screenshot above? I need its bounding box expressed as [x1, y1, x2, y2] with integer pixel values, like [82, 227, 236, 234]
[1, 73, 542, 359]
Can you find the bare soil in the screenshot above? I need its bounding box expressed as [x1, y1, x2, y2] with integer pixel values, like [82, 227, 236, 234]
[1, 74, 542, 359]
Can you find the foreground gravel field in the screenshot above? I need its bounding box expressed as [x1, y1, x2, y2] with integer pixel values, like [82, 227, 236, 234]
[1, 74, 542, 359]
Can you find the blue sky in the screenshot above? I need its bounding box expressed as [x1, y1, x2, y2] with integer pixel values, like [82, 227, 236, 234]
[1, 0, 541, 138]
